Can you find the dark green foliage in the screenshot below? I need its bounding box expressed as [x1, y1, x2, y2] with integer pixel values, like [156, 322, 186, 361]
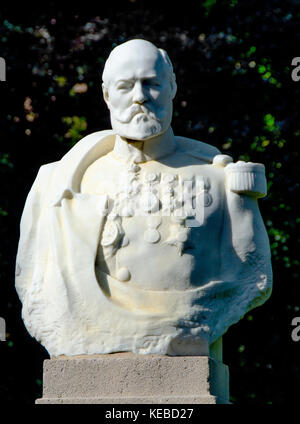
[0, 0, 300, 404]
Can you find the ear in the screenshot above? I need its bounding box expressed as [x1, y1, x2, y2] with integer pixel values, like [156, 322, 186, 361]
[171, 79, 177, 100]
[102, 83, 110, 108]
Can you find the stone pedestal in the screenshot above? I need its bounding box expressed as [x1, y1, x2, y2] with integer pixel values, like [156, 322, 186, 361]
[36, 353, 230, 404]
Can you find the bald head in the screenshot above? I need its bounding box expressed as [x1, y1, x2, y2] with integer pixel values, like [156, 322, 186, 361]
[102, 39, 176, 96]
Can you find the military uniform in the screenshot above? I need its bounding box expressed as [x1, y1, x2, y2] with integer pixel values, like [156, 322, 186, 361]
[81, 134, 226, 292]
[15, 130, 272, 356]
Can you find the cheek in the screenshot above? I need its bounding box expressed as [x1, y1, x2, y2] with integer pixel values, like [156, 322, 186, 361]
[109, 90, 131, 110]
[148, 88, 161, 100]
[150, 85, 171, 102]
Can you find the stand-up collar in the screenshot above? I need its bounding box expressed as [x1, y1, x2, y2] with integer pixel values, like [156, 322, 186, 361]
[112, 127, 177, 164]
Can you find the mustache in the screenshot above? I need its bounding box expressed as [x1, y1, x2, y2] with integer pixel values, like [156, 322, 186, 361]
[115, 104, 160, 124]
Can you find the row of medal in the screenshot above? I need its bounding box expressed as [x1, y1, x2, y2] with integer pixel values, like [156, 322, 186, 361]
[100, 162, 213, 256]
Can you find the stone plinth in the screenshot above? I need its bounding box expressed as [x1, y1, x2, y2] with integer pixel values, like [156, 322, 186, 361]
[36, 353, 230, 404]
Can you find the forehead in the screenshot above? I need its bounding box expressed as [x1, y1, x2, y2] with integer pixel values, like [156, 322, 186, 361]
[106, 50, 167, 83]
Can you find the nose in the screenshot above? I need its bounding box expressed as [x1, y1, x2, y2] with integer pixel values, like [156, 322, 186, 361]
[132, 81, 147, 104]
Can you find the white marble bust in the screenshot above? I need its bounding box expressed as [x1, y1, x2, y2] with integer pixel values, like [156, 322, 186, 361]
[16, 39, 272, 357]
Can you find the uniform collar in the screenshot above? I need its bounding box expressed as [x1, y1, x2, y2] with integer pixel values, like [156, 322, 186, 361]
[112, 127, 177, 164]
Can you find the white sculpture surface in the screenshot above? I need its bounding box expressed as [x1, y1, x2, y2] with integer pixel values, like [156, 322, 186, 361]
[16, 40, 272, 357]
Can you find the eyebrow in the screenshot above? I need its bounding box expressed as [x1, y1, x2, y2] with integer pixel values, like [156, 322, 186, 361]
[115, 79, 134, 84]
[115, 75, 158, 84]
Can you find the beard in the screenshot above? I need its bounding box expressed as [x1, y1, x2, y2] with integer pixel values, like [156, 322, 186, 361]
[110, 103, 172, 141]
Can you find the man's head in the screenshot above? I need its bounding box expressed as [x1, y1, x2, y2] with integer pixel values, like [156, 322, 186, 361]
[102, 39, 177, 141]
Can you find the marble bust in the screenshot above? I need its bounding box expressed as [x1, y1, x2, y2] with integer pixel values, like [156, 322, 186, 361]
[16, 39, 272, 357]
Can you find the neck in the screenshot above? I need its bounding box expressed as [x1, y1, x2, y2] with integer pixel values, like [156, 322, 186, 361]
[113, 127, 176, 164]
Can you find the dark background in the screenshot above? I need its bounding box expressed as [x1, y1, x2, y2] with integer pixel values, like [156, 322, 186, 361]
[0, 0, 300, 405]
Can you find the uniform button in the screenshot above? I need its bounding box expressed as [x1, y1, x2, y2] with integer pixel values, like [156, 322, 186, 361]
[120, 235, 129, 247]
[101, 221, 119, 246]
[144, 228, 161, 243]
[116, 267, 131, 282]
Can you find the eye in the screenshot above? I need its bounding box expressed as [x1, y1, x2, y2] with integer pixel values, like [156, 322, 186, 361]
[117, 82, 134, 91]
[144, 79, 160, 88]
